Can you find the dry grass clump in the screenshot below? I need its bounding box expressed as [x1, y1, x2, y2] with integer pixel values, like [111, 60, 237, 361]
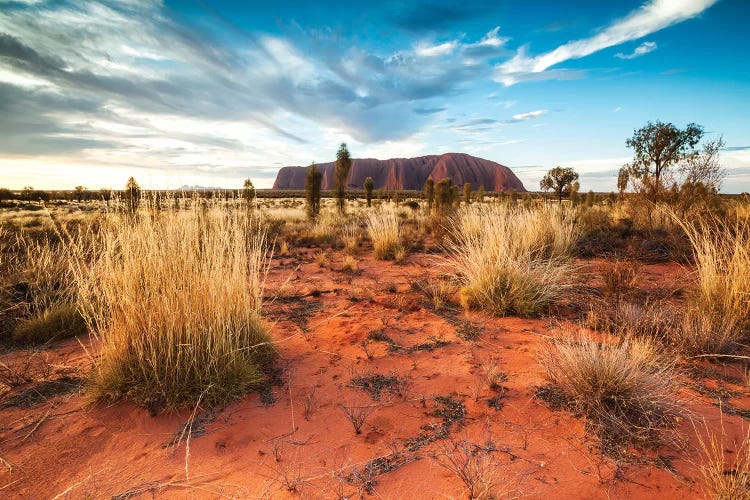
[674, 214, 750, 355]
[540, 334, 680, 452]
[75, 208, 274, 412]
[446, 204, 578, 317]
[0, 220, 85, 343]
[13, 303, 87, 344]
[695, 420, 750, 499]
[585, 300, 675, 343]
[433, 440, 506, 500]
[600, 260, 640, 300]
[413, 277, 458, 311]
[341, 254, 358, 273]
[341, 220, 362, 254]
[307, 210, 342, 242]
[366, 208, 404, 260]
[16, 236, 78, 311]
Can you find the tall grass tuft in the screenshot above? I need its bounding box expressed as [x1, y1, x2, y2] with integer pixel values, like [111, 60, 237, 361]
[695, 419, 750, 500]
[446, 204, 578, 316]
[540, 334, 680, 452]
[75, 208, 274, 412]
[674, 214, 750, 355]
[1, 221, 85, 343]
[366, 208, 403, 260]
[307, 210, 342, 242]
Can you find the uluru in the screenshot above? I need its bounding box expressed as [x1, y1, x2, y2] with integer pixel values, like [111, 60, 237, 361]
[272, 152, 527, 192]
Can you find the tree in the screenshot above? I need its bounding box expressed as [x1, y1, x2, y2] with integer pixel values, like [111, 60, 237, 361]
[0, 188, 12, 201]
[570, 181, 580, 205]
[435, 179, 454, 213]
[125, 176, 141, 215]
[334, 143, 352, 213]
[679, 135, 725, 191]
[585, 190, 595, 207]
[363, 177, 374, 207]
[624, 120, 703, 201]
[74, 186, 86, 203]
[463, 183, 472, 204]
[539, 166, 579, 203]
[242, 178, 256, 209]
[99, 189, 112, 206]
[305, 162, 322, 220]
[476, 185, 485, 203]
[676, 136, 725, 217]
[424, 178, 435, 211]
[451, 184, 460, 206]
[617, 166, 629, 194]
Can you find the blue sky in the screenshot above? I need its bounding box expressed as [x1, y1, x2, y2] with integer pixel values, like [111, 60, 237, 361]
[0, 0, 749, 192]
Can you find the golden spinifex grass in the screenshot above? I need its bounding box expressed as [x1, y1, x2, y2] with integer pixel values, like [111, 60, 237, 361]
[76, 208, 274, 411]
[365, 207, 403, 260]
[4, 222, 86, 343]
[446, 204, 578, 317]
[540, 334, 681, 452]
[694, 418, 750, 500]
[675, 214, 750, 355]
[307, 210, 343, 242]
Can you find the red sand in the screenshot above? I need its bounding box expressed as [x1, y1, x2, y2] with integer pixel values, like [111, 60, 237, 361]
[1, 249, 747, 498]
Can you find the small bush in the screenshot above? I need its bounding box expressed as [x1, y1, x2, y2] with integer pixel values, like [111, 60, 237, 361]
[341, 221, 361, 254]
[540, 334, 680, 453]
[13, 303, 87, 344]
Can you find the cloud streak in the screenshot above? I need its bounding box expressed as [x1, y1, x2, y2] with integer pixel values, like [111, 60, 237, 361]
[496, 0, 717, 85]
[615, 41, 657, 59]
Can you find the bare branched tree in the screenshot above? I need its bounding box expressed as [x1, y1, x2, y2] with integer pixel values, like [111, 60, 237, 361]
[680, 135, 725, 190]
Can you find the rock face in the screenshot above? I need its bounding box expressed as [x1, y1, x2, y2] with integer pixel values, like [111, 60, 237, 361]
[272, 152, 526, 192]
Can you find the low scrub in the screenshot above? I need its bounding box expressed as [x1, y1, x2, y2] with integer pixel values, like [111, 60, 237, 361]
[446, 204, 578, 316]
[76, 208, 274, 412]
[540, 334, 680, 453]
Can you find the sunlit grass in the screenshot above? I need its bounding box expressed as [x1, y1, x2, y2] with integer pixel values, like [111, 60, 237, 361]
[75, 207, 274, 412]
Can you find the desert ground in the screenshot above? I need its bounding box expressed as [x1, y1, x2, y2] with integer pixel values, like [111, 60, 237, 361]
[1, 194, 749, 499]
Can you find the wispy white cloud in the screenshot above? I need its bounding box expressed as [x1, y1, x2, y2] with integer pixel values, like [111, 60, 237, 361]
[414, 26, 508, 60]
[511, 109, 547, 121]
[615, 41, 657, 59]
[415, 40, 458, 57]
[496, 0, 717, 85]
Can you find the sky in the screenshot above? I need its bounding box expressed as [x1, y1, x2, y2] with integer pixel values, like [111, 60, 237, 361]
[0, 0, 749, 192]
